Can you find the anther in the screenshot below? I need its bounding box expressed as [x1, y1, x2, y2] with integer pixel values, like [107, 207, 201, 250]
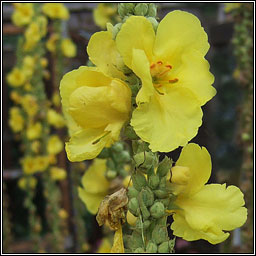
[157, 61, 163, 65]
[165, 65, 172, 69]
[150, 63, 156, 69]
[169, 78, 179, 83]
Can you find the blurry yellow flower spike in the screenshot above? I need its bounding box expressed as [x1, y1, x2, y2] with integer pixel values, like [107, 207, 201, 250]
[47, 109, 66, 128]
[96, 238, 112, 253]
[21, 94, 38, 117]
[47, 135, 63, 155]
[42, 3, 69, 20]
[11, 3, 34, 27]
[78, 159, 109, 214]
[93, 3, 117, 29]
[18, 176, 37, 190]
[24, 22, 41, 51]
[60, 66, 131, 161]
[61, 38, 77, 58]
[9, 107, 24, 133]
[170, 143, 248, 244]
[26, 122, 42, 140]
[46, 33, 59, 53]
[116, 11, 216, 152]
[50, 167, 67, 181]
[6, 67, 26, 87]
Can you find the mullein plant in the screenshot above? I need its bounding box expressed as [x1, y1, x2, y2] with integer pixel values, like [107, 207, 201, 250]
[225, 3, 253, 253]
[60, 3, 248, 253]
[6, 3, 75, 252]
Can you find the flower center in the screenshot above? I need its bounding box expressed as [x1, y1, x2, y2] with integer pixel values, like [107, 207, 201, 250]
[150, 60, 179, 90]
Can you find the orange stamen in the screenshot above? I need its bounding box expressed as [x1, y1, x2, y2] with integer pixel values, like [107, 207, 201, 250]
[157, 61, 163, 65]
[169, 78, 179, 83]
[150, 63, 156, 69]
[165, 65, 172, 69]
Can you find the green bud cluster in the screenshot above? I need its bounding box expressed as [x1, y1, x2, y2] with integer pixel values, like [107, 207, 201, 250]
[97, 142, 131, 180]
[125, 150, 175, 253]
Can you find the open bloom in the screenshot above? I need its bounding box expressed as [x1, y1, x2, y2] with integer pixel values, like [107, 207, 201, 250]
[42, 3, 69, 20]
[9, 107, 24, 133]
[60, 30, 130, 161]
[116, 11, 216, 152]
[11, 3, 34, 27]
[169, 143, 247, 244]
[6, 67, 26, 87]
[47, 135, 63, 155]
[61, 38, 77, 58]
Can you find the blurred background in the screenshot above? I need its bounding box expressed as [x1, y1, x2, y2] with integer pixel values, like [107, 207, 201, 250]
[2, 2, 253, 254]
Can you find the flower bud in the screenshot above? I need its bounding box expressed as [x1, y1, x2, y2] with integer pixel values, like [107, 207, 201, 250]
[134, 248, 145, 253]
[112, 23, 122, 39]
[152, 225, 168, 244]
[154, 189, 169, 199]
[147, 3, 157, 17]
[127, 210, 138, 226]
[106, 158, 115, 170]
[118, 3, 135, 17]
[128, 186, 139, 199]
[140, 187, 154, 207]
[106, 169, 117, 179]
[159, 176, 167, 189]
[132, 172, 147, 190]
[158, 241, 169, 253]
[150, 202, 165, 219]
[146, 241, 158, 253]
[112, 142, 124, 152]
[171, 166, 190, 185]
[119, 151, 130, 162]
[157, 156, 172, 177]
[128, 198, 139, 216]
[134, 151, 158, 173]
[147, 17, 159, 31]
[168, 239, 176, 253]
[148, 174, 160, 189]
[134, 3, 148, 16]
[135, 219, 151, 231]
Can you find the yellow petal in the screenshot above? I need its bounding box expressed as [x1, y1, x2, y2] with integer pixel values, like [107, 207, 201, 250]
[154, 10, 209, 64]
[66, 128, 112, 162]
[87, 31, 125, 79]
[132, 49, 154, 103]
[78, 188, 105, 215]
[171, 49, 216, 106]
[173, 184, 247, 244]
[171, 213, 230, 244]
[110, 225, 125, 253]
[131, 87, 202, 152]
[116, 16, 155, 68]
[81, 159, 109, 194]
[175, 143, 211, 195]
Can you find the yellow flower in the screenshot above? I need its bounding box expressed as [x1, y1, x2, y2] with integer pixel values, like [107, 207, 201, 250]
[21, 94, 38, 117]
[23, 22, 41, 51]
[6, 67, 26, 87]
[61, 38, 77, 58]
[47, 109, 66, 128]
[35, 15, 48, 37]
[46, 33, 59, 53]
[116, 11, 216, 152]
[93, 3, 117, 29]
[224, 3, 241, 13]
[47, 135, 63, 155]
[58, 208, 68, 219]
[97, 238, 112, 253]
[34, 155, 49, 172]
[170, 143, 248, 244]
[22, 55, 36, 78]
[9, 107, 24, 133]
[42, 3, 69, 20]
[50, 167, 67, 181]
[31, 140, 41, 153]
[18, 176, 37, 190]
[40, 57, 48, 68]
[27, 122, 42, 140]
[10, 91, 22, 104]
[52, 92, 61, 107]
[11, 3, 34, 27]
[78, 159, 110, 214]
[21, 156, 37, 175]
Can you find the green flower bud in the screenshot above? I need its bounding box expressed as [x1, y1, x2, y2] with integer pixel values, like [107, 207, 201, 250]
[128, 198, 140, 216]
[147, 17, 159, 31]
[132, 140, 150, 154]
[135, 219, 151, 231]
[159, 176, 167, 189]
[134, 248, 145, 253]
[157, 156, 172, 177]
[152, 225, 168, 244]
[138, 192, 150, 220]
[132, 172, 147, 190]
[154, 189, 169, 199]
[147, 3, 157, 17]
[140, 187, 154, 207]
[134, 151, 158, 173]
[112, 142, 124, 152]
[150, 202, 165, 218]
[106, 158, 115, 170]
[97, 148, 110, 158]
[118, 3, 126, 17]
[127, 231, 144, 250]
[119, 151, 130, 162]
[134, 3, 148, 16]
[168, 238, 176, 253]
[148, 174, 159, 189]
[146, 241, 158, 253]
[128, 187, 139, 199]
[112, 23, 122, 39]
[106, 169, 117, 179]
[158, 241, 169, 253]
